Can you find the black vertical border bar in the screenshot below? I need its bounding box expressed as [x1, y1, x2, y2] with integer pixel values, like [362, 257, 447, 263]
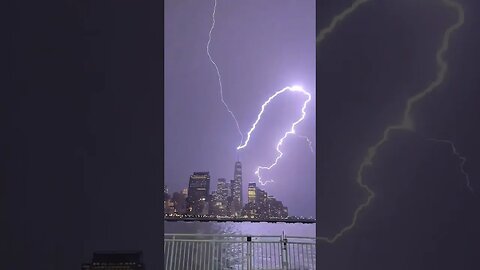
[151, 0, 165, 268]
[159, 0, 165, 267]
[315, 1, 326, 269]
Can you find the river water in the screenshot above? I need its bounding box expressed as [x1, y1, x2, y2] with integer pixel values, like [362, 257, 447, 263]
[165, 221, 315, 237]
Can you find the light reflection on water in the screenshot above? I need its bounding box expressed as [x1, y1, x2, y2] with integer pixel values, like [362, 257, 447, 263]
[164, 221, 316, 237]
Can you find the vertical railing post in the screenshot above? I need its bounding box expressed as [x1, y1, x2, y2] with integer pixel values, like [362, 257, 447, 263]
[281, 233, 289, 270]
[246, 236, 253, 270]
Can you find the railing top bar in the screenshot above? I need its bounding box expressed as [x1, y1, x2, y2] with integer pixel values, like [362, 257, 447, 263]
[164, 233, 285, 238]
[284, 235, 318, 239]
[164, 233, 317, 243]
[164, 239, 288, 244]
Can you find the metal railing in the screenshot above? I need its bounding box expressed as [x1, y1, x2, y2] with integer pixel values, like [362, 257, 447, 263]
[164, 233, 316, 270]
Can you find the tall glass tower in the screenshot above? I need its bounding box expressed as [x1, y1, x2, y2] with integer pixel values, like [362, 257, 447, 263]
[186, 172, 210, 215]
[231, 161, 243, 216]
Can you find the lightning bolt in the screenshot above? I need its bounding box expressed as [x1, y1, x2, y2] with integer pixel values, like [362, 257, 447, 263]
[316, 0, 372, 44]
[317, 0, 464, 244]
[428, 138, 474, 193]
[237, 86, 312, 185]
[207, 0, 244, 145]
[205, 1, 314, 186]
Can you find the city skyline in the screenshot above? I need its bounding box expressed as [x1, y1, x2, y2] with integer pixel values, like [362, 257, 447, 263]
[164, 160, 294, 218]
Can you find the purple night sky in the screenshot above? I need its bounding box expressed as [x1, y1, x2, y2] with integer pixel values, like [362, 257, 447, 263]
[165, 0, 315, 217]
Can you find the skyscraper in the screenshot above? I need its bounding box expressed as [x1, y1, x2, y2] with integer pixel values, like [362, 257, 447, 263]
[231, 161, 243, 216]
[171, 191, 187, 214]
[248, 182, 257, 204]
[241, 186, 288, 219]
[186, 172, 210, 215]
[212, 178, 229, 216]
[216, 178, 229, 202]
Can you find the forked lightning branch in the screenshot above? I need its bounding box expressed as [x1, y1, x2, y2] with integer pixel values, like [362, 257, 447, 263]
[206, 0, 315, 186]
